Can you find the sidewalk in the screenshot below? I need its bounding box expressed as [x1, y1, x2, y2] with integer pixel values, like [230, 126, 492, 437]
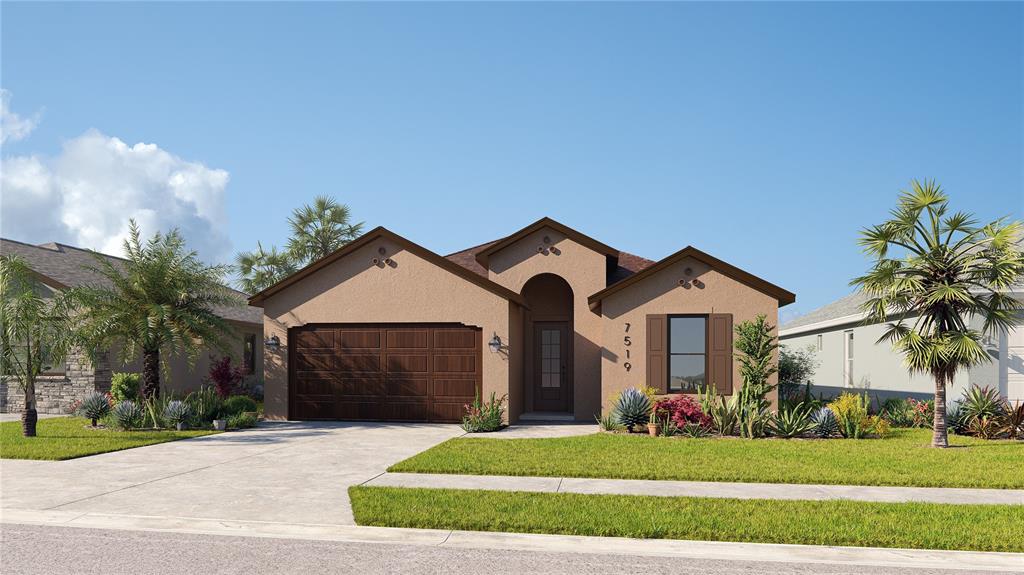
[365, 472, 1024, 505]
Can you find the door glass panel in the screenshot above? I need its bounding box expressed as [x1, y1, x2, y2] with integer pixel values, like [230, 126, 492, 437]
[541, 329, 561, 388]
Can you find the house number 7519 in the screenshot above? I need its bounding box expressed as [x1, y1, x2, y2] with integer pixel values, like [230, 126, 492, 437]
[623, 323, 632, 372]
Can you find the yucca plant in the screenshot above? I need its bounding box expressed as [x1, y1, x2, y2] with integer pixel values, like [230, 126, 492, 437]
[770, 402, 816, 438]
[77, 392, 112, 427]
[614, 387, 652, 432]
[812, 406, 839, 438]
[960, 385, 1005, 430]
[853, 180, 1024, 447]
[111, 399, 145, 430]
[999, 401, 1023, 440]
[595, 410, 621, 432]
[699, 385, 740, 435]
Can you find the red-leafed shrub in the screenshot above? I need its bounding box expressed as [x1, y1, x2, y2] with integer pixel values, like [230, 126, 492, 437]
[208, 356, 245, 399]
[655, 395, 711, 429]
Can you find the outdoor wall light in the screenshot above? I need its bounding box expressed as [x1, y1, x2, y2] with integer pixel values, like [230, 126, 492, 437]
[488, 333, 502, 353]
[264, 335, 281, 349]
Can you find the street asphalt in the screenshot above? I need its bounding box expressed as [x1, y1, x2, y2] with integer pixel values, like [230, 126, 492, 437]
[0, 523, 1002, 575]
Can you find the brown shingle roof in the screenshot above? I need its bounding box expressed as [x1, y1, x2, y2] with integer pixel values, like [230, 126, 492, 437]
[0, 238, 263, 325]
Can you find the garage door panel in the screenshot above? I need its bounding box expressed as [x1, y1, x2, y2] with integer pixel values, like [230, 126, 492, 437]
[433, 378, 477, 398]
[296, 353, 335, 372]
[386, 378, 429, 397]
[434, 330, 477, 349]
[386, 354, 428, 374]
[336, 354, 382, 373]
[295, 330, 335, 350]
[433, 354, 477, 374]
[387, 330, 428, 349]
[291, 324, 481, 422]
[339, 331, 381, 349]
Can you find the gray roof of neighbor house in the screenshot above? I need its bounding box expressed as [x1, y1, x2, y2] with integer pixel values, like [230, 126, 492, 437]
[0, 238, 263, 325]
[780, 292, 867, 333]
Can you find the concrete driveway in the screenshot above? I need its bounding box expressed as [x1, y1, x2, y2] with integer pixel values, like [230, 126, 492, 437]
[0, 422, 462, 525]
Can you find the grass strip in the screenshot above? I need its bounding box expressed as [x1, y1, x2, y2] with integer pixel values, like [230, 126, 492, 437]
[349, 486, 1024, 552]
[389, 428, 1024, 489]
[1, 417, 218, 460]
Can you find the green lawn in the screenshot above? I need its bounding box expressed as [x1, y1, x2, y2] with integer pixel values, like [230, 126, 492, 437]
[350, 486, 1024, 552]
[0, 417, 218, 460]
[390, 428, 1024, 489]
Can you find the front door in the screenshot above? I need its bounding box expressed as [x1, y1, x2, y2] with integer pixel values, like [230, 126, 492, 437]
[533, 322, 570, 412]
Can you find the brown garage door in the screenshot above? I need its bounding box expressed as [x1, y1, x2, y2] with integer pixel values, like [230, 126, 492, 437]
[289, 324, 482, 422]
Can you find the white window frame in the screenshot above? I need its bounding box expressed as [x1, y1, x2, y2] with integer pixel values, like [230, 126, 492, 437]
[843, 330, 854, 387]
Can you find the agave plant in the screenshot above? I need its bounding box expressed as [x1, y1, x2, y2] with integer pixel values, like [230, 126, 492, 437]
[111, 400, 146, 430]
[946, 400, 967, 435]
[770, 402, 816, 438]
[77, 392, 111, 427]
[678, 421, 710, 438]
[698, 385, 740, 435]
[163, 400, 192, 429]
[812, 407, 839, 438]
[614, 387, 652, 432]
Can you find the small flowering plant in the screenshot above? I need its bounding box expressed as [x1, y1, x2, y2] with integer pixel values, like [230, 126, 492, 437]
[461, 392, 507, 433]
[908, 398, 935, 428]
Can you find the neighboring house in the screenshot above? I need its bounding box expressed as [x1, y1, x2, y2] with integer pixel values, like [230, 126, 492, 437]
[779, 290, 1024, 404]
[0, 238, 264, 414]
[248, 217, 795, 424]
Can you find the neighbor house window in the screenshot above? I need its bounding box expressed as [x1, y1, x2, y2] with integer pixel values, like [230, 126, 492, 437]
[817, 334, 823, 352]
[843, 330, 854, 387]
[244, 334, 256, 374]
[668, 316, 706, 393]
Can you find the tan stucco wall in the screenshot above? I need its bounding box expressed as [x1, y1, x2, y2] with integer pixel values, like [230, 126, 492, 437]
[259, 238, 515, 421]
[599, 256, 780, 413]
[113, 321, 263, 396]
[488, 227, 606, 420]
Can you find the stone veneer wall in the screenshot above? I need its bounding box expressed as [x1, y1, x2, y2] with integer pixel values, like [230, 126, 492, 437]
[0, 348, 111, 414]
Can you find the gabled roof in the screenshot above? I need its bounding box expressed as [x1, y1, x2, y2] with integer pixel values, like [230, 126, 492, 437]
[0, 238, 263, 325]
[473, 217, 619, 268]
[587, 245, 796, 313]
[780, 292, 867, 334]
[248, 227, 528, 307]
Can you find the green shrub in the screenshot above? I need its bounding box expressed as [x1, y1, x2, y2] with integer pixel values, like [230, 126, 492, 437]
[614, 387, 652, 432]
[595, 410, 621, 432]
[110, 399, 145, 430]
[185, 385, 223, 425]
[227, 411, 258, 429]
[770, 402, 815, 438]
[461, 392, 506, 433]
[828, 393, 871, 439]
[879, 398, 914, 427]
[222, 395, 258, 416]
[77, 392, 111, 426]
[110, 372, 141, 403]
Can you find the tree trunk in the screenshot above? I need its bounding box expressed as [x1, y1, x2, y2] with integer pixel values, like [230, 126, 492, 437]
[142, 349, 160, 399]
[932, 370, 949, 448]
[21, 375, 37, 437]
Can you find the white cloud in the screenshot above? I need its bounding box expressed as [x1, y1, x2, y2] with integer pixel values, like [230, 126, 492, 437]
[1, 129, 232, 262]
[1, 89, 39, 144]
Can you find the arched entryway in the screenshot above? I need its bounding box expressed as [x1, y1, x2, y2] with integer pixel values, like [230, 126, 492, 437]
[521, 274, 574, 413]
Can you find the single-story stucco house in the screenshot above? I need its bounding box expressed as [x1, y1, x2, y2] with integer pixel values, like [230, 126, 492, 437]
[0, 238, 264, 414]
[248, 218, 796, 424]
[779, 289, 1024, 404]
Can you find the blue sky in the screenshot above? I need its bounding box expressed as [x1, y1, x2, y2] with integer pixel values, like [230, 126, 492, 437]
[2, 2, 1021, 322]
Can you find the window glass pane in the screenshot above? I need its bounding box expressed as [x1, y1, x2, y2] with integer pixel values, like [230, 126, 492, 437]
[669, 355, 705, 393]
[670, 317, 705, 354]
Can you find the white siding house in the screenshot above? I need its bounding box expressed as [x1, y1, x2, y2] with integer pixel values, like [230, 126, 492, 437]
[780, 292, 1022, 404]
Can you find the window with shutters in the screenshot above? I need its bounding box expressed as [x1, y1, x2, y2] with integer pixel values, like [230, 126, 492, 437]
[667, 316, 707, 393]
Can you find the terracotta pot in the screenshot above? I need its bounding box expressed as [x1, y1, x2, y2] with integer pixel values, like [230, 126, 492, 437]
[647, 423, 659, 437]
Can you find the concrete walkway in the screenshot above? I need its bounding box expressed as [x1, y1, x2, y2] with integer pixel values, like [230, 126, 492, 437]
[366, 472, 1024, 505]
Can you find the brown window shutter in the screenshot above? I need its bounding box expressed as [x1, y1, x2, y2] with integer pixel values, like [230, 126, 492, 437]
[708, 313, 733, 395]
[646, 315, 667, 393]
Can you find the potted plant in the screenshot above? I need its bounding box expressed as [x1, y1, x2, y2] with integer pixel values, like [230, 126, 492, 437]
[164, 400, 192, 431]
[212, 417, 227, 431]
[647, 405, 660, 437]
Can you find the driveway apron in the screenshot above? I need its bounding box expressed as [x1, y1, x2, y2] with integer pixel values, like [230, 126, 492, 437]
[0, 422, 463, 525]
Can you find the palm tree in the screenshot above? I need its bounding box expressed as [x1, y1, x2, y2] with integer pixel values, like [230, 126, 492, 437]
[286, 196, 363, 263]
[234, 242, 298, 294]
[0, 256, 77, 437]
[73, 221, 242, 398]
[853, 180, 1024, 447]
